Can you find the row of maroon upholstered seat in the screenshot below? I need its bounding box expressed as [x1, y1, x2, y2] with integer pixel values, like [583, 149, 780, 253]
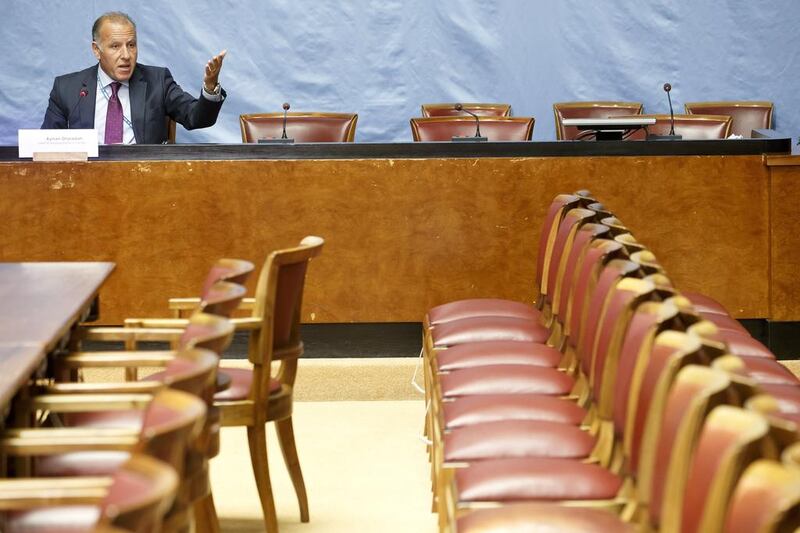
[420, 192, 800, 532]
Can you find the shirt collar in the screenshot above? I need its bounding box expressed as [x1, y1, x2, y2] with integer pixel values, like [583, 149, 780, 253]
[97, 65, 130, 89]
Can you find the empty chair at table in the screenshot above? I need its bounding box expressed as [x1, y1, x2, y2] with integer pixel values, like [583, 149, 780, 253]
[421, 103, 512, 117]
[239, 112, 358, 142]
[684, 101, 773, 138]
[410, 116, 534, 141]
[553, 101, 643, 140]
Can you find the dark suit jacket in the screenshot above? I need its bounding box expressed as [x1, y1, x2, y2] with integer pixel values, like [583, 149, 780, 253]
[41, 63, 226, 144]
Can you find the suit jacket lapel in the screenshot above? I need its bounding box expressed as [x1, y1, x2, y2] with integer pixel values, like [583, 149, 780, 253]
[76, 66, 97, 130]
[129, 68, 147, 143]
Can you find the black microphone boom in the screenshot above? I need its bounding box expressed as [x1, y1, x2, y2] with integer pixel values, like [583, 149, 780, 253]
[281, 102, 290, 139]
[451, 103, 488, 142]
[648, 82, 682, 140]
[66, 84, 88, 129]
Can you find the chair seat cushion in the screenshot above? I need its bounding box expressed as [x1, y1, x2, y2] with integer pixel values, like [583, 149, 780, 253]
[440, 366, 574, 398]
[457, 502, 636, 533]
[2, 507, 100, 533]
[683, 291, 729, 315]
[427, 298, 540, 326]
[436, 341, 562, 371]
[443, 420, 595, 462]
[431, 317, 550, 348]
[35, 451, 131, 477]
[443, 394, 587, 428]
[213, 367, 282, 402]
[739, 356, 799, 386]
[62, 409, 144, 429]
[455, 457, 622, 502]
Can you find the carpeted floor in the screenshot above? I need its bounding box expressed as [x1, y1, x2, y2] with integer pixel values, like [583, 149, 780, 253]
[210, 400, 436, 532]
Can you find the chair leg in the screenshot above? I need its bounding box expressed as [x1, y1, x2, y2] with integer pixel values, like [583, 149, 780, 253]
[193, 492, 220, 533]
[247, 423, 279, 533]
[275, 417, 310, 522]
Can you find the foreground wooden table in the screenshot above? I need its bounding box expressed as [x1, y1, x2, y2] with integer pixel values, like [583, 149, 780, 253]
[0, 140, 795, 323]
[0, 262, 114, 407]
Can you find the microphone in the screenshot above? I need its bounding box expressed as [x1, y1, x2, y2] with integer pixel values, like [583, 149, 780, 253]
[649, 83, 682, 140]
[451, 103, 488, 142]
[281, 102, 290, 139]
[66, 84, 88, 129]
[257, 102, 295, 144]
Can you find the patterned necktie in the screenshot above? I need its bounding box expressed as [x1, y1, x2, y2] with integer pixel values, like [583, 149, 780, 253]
[104, 81, 123, 144]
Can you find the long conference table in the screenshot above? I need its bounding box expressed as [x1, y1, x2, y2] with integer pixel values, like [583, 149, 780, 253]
[0, 138, 798, 329]
[0, 262, 114, 412]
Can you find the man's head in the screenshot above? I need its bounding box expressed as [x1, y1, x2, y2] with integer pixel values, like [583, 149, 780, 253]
[91, 12, 137, 82]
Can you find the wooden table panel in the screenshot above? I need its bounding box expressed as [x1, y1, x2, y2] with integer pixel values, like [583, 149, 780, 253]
[0, 155, 775, 321]
[768, 155, 800, 321]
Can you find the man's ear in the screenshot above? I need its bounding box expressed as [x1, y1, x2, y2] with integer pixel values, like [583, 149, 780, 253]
[91, 42, 101, 61]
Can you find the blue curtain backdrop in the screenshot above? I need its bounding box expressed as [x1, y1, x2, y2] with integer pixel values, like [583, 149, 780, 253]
[1, 0, 798, 144]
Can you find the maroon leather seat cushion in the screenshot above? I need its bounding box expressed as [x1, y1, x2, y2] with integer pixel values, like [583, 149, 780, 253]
[213, 367, 282, 402]
[431, 317, 550, 348]
[683, 291, 729, 315]
[35, 451, 131, 477]
[436, 341, 562, 371]
[443, 394, 587, 428]
[427, 299, 540, 326]
[62, 409, 144, 429]
[455, 457, 622, 502]
[443, 420, 595, 462]
[457, 502, 636, 533]
[739, 356, 799, 386]
[440, 366, 574, 398]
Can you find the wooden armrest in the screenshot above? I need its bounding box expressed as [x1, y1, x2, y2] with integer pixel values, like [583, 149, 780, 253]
[123, 318, 190, 329]
[43, 381, 165, 395]
[0, 477, 111, 507]
[230, 317, 262, 330]
[60, 351, 177, 368]
[168, 296, 255, 311]
[31, 393, 152, 413]
[0, 430, 139, 455]
[79, 326, 186, 343]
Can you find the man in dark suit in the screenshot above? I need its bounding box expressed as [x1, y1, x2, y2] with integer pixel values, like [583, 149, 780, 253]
[41, 11, 227, 144]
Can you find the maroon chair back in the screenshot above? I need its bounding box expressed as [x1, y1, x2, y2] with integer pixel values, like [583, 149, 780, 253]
[410, 116, 534, 141]
[200, 258, 254, 299]
[625, 114, 733, 140]
[240, 113, 358, 143]
[685, 101, 773, 138]
[543, 208, 596, 307]
[535, 194, 581, 305]
[553, 101, 643, 140]
[420, 103, 512, 117]
[553, 223, 611, 320]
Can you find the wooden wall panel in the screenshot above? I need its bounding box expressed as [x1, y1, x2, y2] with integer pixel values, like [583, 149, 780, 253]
[0, 155, 772, 323]
[770, 161, 800, 320]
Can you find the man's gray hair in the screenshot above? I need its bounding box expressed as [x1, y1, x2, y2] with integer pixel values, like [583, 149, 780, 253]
[92, 12, 136, 42]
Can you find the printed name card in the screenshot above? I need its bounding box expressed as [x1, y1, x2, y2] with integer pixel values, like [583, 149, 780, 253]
[18, 129, 99, 160]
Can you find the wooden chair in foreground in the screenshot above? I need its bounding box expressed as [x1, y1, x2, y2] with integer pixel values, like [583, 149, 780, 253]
[553, 101, 643, 140]
[420, 103, 512, 117]
[684, 101, 774, 138]
[0, 454, 178, 533]
[240, 113, 358, 142]
[212, 236, 324, 532]
[410, 116, 534, 141]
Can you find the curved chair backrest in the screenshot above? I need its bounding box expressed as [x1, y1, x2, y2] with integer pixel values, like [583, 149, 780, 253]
[178, 313, 235, 355]
[200, 258, 255, 299]
[239, 113, 358, 143]
[197, 281, 247, 318]
[420, 103, 512, 117]
[685, 101, 773, 138]
[624, 114, 733, 140]
[100, 454, 179, 533]
[409, 116, 534, 141]
[723, 459, 800, 533]
[553, 101, 643, 140]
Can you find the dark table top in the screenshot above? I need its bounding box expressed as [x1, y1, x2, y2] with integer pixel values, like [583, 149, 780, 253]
[0, 137, 792, 162]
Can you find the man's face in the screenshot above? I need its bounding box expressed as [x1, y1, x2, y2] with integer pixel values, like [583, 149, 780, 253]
[92, 20, 137, 81]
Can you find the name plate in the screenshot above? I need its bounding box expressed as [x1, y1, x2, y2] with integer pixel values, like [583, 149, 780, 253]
[18, 129, 99, 159]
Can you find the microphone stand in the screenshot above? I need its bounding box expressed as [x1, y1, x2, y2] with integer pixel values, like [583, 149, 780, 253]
[258, 102, 294, 144]
[649, 82, 682, 140]
[451, 103, 488, 142]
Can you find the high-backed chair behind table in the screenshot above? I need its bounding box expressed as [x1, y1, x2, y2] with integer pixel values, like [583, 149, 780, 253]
[622, 114, 733, 140]
[421, 103, 512, 117]
[553, 101, 643, 140]
[214, 236, 324, 533]
[684, 101, 774, 138]
[410, 116, 534, 141]
[239, 113, 358, 143]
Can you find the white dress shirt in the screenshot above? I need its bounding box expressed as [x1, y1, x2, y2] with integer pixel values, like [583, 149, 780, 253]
[95, 65, 224, 145]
